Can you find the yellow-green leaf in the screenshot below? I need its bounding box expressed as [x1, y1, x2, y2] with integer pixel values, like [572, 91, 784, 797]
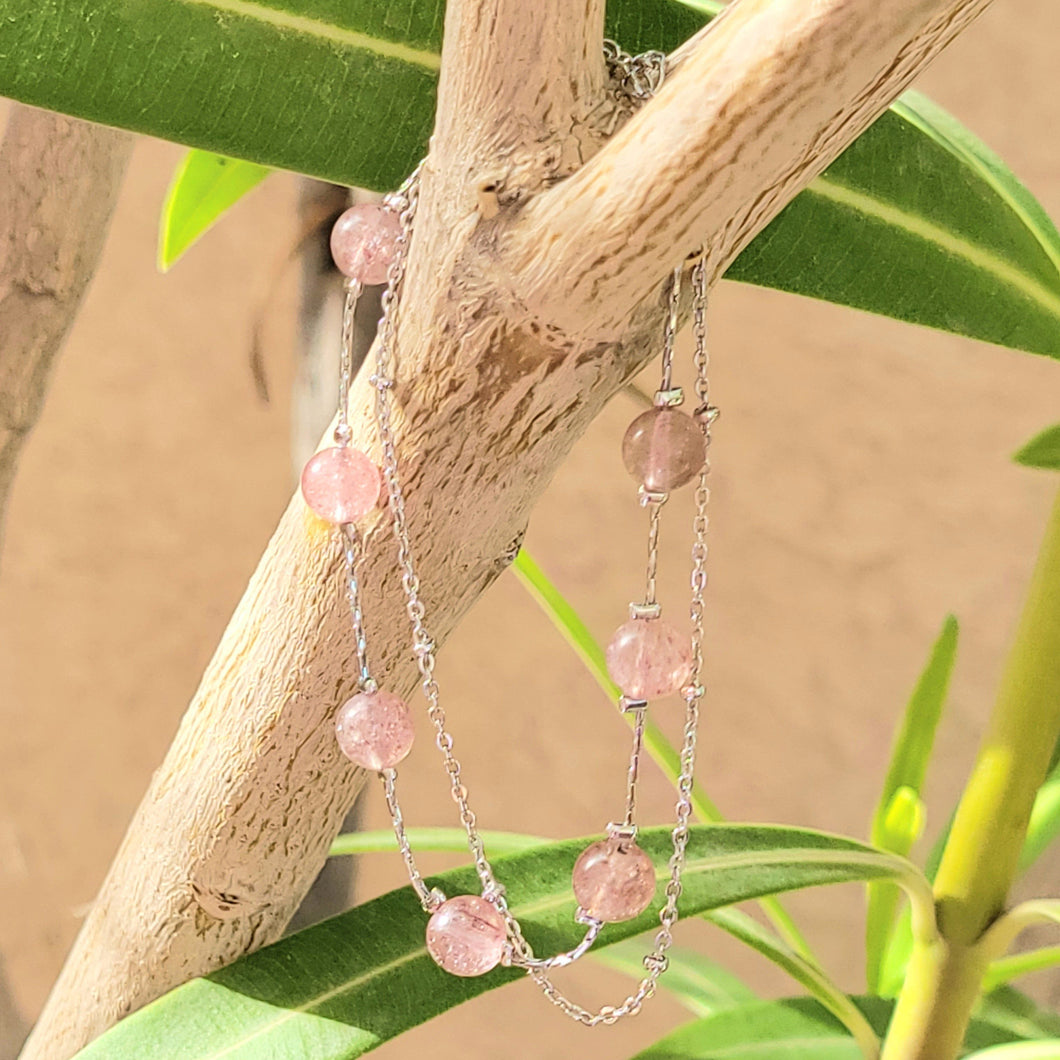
[159, 152, 272, 270]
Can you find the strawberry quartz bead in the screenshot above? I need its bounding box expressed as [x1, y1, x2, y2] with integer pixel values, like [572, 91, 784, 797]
[330, 204, 402, 285]
[622, 407, 706, 491]
[606, 617, 693, 700]
[300, 446, 381, 524]
[426, 895, 507, 976]
[572, 837, 656, 923]
[334, 690, 415, 771]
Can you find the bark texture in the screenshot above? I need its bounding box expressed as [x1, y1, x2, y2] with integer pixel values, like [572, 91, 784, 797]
[21, 0, 995, 1056]
[0, 106, 132, 547]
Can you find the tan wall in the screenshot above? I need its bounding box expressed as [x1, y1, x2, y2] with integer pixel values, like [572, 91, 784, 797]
[2, 0, 1060, 1055]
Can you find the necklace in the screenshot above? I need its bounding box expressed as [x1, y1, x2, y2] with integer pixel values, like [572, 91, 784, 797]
[298, 42, 717, 1025]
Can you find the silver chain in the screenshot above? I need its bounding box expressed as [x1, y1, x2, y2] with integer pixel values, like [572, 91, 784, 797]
[340, 43, 714, 1024]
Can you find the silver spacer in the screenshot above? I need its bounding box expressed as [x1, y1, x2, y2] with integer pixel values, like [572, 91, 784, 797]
[425, 887, 446, 912]
[619, 696, 648, 714]
[694, 404, 721, 426]
[333, 423, 353, 447]
[606, 821, 638, 844]
[638, 487, 668, 508]
[653, 387, 684, 408]
[629, 601, 661, 620]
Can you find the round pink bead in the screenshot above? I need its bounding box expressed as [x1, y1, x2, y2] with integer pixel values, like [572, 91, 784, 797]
[330, 204, 402, 284]
[606, 617, 693, 700]
[426, 895, 507, 977]
[622, 407, 706, 491]
[300, 446, 381, 524]
[572, 838, 656, 923]
[334, 690, 414, 771]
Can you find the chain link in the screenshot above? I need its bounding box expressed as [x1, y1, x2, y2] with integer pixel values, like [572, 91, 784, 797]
[353, 45, 714, 1024]
[339, 524, 374, 692]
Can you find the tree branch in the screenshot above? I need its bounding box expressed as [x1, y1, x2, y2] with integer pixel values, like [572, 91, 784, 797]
[21, 0, 995, 1056]
[0, 106, 132, 550]
[502, 0, 995, 344]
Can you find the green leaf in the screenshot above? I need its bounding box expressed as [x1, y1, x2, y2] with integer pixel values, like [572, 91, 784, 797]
[985, 947, 1060, 994]
[978, 987, 1060, 1042]
[328, 826, 549, 859]
[1020, 755, 1060, 871]
[866, 616, 958, 992]
[511, 548, 814, 960]
[160, 152, 272, 269]
[629, 996, 1029, 1060]
[1015, 425, 1060, 472]
[706, 908, 879, 1057]
[726, 91, 1060, 359]
[963, 1044, 1060, 1059]
[8, 2, 1060, 361]
[594, 938, 757, 1017]
[73, 825, 925, 1060]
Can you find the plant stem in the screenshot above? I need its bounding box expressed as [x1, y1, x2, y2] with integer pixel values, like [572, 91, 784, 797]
[882, 488, 1060, 1060]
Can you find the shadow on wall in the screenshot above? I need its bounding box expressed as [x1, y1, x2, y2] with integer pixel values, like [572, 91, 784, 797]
[0, 954, 27, 1060]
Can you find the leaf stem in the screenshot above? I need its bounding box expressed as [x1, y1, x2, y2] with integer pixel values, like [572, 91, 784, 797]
[881, 489, 1060, 1060]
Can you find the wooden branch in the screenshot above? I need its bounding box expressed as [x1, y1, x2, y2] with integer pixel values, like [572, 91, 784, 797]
[503, 0, 995, 344]
[21, 0, 995, 1056]
[0, 106, 132, 550]
[431, 0, 607, 195]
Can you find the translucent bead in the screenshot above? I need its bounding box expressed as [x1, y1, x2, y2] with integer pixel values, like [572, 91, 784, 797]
[606, 617, 693, 700]
[334, 690, 414, 771]
[330, 204, 402, 284]
[622, 407, 706, 491]
[300, 446, 381, 524]
[572, 837, 656, 923]
[426, 895, 507, 976]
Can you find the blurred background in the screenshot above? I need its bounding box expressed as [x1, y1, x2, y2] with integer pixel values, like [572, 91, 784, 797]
[2, 0, 1060, 1055]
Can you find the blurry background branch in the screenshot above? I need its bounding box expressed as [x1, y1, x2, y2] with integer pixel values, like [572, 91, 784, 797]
[0, 106, 131, 552]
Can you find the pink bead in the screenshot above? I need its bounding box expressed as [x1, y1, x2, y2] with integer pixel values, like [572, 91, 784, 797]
[622, 408, 706, 491]
[606, 617, 693, 700]
[426, 895, 507, 977]
[330, 204, 402, 284]
[300, 446, 381, 524]
[335, 690, 414, 771]
[572, 837, 656, 923]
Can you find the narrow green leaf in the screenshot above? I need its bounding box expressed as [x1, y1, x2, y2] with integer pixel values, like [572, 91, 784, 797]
[160, 151, 272, 269]
[985, 947, 1060, 994]
[631, 997, 880, 1060]
[511, 549, 725, 823]
[7, 2, 1060, 360]
[595, 938, 756, 1018]
[630, 996, 1028, 1060]
[1020, 756, 1060, 871]
[510, 548, 814, 961]
[866, 616, 958, 993]
[328, 826, 550, 859]
[963, 1044, 1060, 1059]
[978, 987, 1060, 1041]
[706, 907, 879, 1058]
[1015, 425, 1060, 472]
[74, 825, 924, 1060]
